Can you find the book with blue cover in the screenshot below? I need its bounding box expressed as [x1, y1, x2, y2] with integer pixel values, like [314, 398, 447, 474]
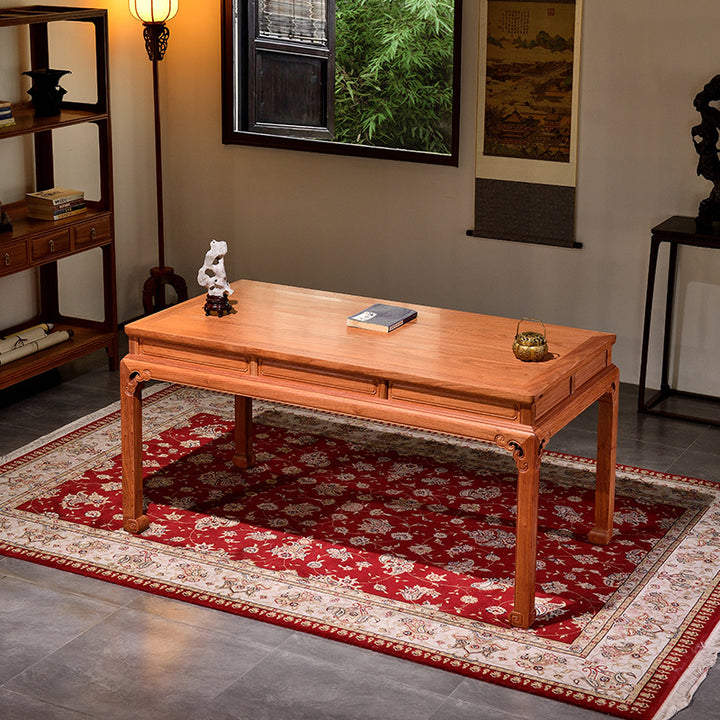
[0, 101, 14, 128]
[347, 303, 417, 332]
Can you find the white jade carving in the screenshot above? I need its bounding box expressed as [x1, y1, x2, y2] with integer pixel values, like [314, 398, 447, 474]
[197, 239, 233, 297]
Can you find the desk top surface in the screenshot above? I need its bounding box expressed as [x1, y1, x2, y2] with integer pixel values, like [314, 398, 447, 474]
[126, 280, 615, 404]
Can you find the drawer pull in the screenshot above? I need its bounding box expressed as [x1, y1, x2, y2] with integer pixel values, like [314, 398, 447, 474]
[90, 227, 96, 240]
[49, 239, 55, 252]
[3, 253, 9, 266]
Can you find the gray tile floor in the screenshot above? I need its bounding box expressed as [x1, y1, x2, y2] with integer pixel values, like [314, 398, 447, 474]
[1, 342, 719, 719]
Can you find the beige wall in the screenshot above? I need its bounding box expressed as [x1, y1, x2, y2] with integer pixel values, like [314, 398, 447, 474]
[2, 0, 720, 395]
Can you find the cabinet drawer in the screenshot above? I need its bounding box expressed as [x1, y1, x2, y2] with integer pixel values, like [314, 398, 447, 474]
[0, 241, 28, 276]
[72, 217, 111, 249]
[31, 230, 71, 262]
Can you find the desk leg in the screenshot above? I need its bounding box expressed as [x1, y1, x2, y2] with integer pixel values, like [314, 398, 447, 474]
[589, 377, 618, 545]
[232, 396, 255, 469]
[508, 435, 540, 629]
[121, 362, 149, 533]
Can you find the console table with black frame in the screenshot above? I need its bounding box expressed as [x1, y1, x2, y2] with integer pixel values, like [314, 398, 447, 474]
[638, 216, 720, 424]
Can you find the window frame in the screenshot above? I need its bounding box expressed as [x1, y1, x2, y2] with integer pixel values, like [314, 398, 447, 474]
[221, 0, 463, 166]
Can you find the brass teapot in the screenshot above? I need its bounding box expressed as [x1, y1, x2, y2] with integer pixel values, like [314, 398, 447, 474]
[512, 318, 548, 362]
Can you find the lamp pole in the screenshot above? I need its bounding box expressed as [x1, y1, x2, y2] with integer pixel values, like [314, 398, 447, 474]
[130, 3, 187, 314]
[151, 33, 165, 269]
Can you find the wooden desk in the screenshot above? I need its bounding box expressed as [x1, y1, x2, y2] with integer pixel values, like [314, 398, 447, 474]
[121, 281, 618, 629]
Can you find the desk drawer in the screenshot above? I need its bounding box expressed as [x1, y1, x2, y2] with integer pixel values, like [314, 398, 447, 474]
[535, 378, 572, 417]
[0, 241, 28, 276]
[138, 342, 251, 373]
[31, 230, 71, 262]
[574, 350, 609, 389]
[389, 382, 519, 420]
[73, 217, 111, 249]
[259, 360, 378, 396]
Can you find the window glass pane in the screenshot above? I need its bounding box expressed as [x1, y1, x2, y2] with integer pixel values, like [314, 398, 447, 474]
[223, 0, 462, 165]
[334, 0, 454, 154]
[258, 0, 327, 44]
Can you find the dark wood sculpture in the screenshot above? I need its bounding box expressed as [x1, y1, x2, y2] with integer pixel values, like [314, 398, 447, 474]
[692, 75, 720, 230]
[0, 199, 12, 232]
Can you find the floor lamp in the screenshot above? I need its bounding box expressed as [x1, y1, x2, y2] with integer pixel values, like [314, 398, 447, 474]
[129, 0, 188, 315]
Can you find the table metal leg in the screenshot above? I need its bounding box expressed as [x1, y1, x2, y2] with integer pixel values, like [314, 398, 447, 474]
[660, 242, 679, 393]
[121, 360, 149, 533]
[589, 375, 618, 545]
[232, 395, 255, 469]
[508, 434, 540, 629]
[638, 237, 662, 412]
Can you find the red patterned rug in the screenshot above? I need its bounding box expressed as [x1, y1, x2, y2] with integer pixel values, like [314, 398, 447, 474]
[1, 384, 719, 719]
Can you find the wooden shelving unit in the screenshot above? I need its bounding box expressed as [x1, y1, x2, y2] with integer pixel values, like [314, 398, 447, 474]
[0, 6, 117, 391]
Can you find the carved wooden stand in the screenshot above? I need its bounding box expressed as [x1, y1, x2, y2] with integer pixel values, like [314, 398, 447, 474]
[203, 292, 233, 317]
[142, 266, 188, 315]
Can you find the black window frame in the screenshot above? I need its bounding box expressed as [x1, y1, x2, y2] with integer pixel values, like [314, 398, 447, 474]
[221, 0, 463, 166]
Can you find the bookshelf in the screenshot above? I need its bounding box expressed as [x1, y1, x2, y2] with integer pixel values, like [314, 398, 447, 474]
[0, 6, 117, 390]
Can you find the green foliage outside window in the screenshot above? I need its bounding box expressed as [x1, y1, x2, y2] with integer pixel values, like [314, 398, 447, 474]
[334, 0, 455, 154]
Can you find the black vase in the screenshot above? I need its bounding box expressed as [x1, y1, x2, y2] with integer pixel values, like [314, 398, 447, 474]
[23, 69, 71, 118]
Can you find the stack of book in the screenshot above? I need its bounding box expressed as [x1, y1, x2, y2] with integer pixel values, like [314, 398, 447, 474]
[0, 101, 14, 128]
[25, 187, 86, 221]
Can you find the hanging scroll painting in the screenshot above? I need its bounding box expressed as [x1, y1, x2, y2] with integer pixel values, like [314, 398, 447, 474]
[473, 0, 583, 247]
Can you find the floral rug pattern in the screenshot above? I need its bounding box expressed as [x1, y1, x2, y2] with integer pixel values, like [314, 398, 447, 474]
[1, 385, 719, 720]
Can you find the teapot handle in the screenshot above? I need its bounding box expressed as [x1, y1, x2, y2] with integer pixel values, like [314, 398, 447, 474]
[515, 317, 546, 338]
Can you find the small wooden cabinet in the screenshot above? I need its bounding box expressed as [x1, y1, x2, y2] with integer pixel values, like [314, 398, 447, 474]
[0, 6, 117, 390]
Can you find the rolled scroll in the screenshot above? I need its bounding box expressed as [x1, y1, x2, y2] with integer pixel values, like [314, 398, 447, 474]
[0, 329, 72, 366]
[0, 323, 54, 355]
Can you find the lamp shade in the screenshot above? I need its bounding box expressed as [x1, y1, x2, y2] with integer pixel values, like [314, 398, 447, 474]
[129, 0, 178, 23]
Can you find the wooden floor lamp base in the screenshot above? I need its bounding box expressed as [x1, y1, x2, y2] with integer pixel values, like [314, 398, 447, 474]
[142, 266, 188, 315]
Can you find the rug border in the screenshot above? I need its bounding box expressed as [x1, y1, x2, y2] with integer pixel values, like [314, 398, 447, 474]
[0, 382, 170, 466]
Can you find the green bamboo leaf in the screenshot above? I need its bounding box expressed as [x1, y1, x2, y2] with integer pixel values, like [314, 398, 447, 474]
[334, 0, 454, 151]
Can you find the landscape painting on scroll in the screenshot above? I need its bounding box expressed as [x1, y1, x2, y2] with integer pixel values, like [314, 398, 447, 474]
[483, 0, 576, 163]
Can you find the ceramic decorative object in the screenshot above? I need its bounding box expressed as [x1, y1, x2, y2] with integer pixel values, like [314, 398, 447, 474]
[512, 318, 548, 362]
[22, 69, 71, 117]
